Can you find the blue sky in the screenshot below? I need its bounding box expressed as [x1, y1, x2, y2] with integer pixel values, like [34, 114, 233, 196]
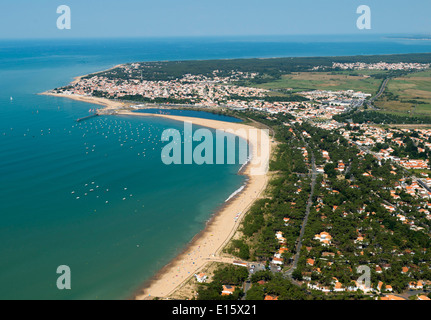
[0, 0, 430, 39]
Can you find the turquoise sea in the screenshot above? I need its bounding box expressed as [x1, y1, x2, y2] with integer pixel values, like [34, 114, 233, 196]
[1, 35, 431, 300]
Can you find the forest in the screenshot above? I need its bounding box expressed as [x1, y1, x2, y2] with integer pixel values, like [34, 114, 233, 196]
[87, 53, 431, 84]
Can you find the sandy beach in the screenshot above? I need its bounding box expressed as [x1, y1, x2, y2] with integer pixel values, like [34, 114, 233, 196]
[115, 111, 274, 300]
[39, 92, 127, 110]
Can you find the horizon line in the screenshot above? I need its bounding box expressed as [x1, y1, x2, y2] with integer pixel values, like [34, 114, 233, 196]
[1, 32, 431, 41]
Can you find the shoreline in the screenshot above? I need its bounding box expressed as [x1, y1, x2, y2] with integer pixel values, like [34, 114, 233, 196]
[39, 92, 128, 110]
[71, 64, 124, 85]
[42, 91, 274, 300]
[117, 111, 273, 300]
[132, 178, 256, 300]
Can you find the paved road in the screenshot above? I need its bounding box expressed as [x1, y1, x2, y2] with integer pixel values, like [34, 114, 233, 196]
[286, 142, 318, 279]
[417, 179, 431, 193]
[366, 78, 389, 110]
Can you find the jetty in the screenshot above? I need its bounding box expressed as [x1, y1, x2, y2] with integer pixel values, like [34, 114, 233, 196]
[76, 113, 99, 122]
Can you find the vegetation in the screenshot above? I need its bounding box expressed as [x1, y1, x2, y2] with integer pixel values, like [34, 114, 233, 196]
[196, 265, 248, 300]
[208, 109, 431, 300]
[254, 72, 383, 94]
[87, 53, 431, 85]
[294, 123, 431, 294]
[246, 272, 308, 300]
[334, 110, 431, 124]
[375, 69, 431, 116]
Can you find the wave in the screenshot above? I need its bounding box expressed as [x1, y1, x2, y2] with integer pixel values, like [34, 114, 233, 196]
[225, 185, 245, 203]
[238, 156, 251, 173]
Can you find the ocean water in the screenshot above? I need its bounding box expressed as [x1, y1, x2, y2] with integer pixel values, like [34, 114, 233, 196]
[1, 35, 431, 300]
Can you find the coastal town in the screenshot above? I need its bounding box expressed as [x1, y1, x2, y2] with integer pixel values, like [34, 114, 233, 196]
[50, 59, 431, 301]
[188, 116, 431, 301]
[330, 61, 431, 71]
[49, 61, 377, 115]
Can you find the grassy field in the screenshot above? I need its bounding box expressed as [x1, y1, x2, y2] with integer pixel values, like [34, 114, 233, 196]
[384, 123, 431, 129]
[248, 68, 431, 120]
[253, 71, 386, 94]
[375, 69, 431, 116]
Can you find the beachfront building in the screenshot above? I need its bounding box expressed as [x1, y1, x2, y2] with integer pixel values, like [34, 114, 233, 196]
[195, 273, 208, 283]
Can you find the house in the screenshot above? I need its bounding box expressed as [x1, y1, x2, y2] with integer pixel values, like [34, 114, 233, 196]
[401, 267, 409, 274]
[321, 252, 335, 258]
[376, 281, 383, 292]
[418, 295, 431, 301]
[397, 214, 406, 222]
[333, 280, 345, 292]
[336, 160, 345, 172]
[314, 232, 333, 246]
[264, 295, 279, 301]
[354, 280, 373, 293]
[409, 281, 424, 290]
[354, 236, 365, 244]
[275, 231, 286, 245]
[307, 258, 315, 266]
[383, 204, 396, 213]
[313, 267, 322, 274]
[272, 256, 284, 265]
[302, 272, 312, 281]
[279, 247, 289, 254]
[222, 285, 236, 296]
[195, 273, 208, 283]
